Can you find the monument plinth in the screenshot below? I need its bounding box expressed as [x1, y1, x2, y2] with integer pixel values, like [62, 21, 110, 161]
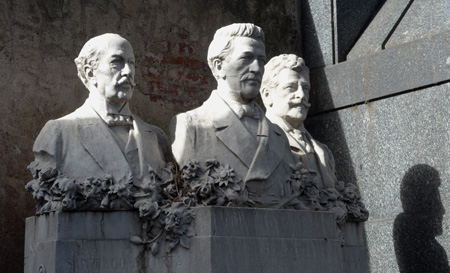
[25, 207, 343, 273]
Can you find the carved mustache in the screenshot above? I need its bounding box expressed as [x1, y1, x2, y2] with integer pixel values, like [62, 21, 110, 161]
[117, 76, 136, 87]
[289, 99, 311, 108]
[241, 74, 262, 83]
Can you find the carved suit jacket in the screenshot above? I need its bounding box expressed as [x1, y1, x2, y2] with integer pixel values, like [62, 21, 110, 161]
[289, 130, 337, 189]
[267, 114, 338, 189]
[31, 99, 174, 185]
[170, 91, 296, 207]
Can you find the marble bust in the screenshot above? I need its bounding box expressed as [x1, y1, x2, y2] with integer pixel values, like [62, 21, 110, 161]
[170, 23, 297, 207]
[29, 33, 174, 196]
[261, 54, 337, 189]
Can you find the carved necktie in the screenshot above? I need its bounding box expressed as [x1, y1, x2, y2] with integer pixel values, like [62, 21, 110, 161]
[291, 129, 312, 153]
[241, 104, 261, 119]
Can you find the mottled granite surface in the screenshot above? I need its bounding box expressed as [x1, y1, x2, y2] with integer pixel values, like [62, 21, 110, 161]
[307, 84, 450, 272]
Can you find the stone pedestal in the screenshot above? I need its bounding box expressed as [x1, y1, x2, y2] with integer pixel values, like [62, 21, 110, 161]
[25, 207, 344, 273]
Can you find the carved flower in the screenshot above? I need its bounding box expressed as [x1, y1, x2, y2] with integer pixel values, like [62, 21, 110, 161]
[163, 182, 178, 199]
[80, 177, 108, 198]
[341, 183, 358, 203]
[347, 201, 369, 222]
[213, 164, 239, 189]
[108, 183, 130, 198]
[164, 202, 193, 236]
[188, 176, 217, 205]
[198, 182, 212, 199]
[181, 160, 201, 181]
[52, 176, 79, 209]
[136, 200, 161, 220]
[163, 202, 194, 251]
[338, 183, 369, 222]
[319, 188, 348, 225]
[289, 171, 306, 193]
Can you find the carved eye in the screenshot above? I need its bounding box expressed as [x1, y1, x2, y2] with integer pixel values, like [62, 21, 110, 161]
[110, 59, 120, 66]
[240, 53, 253, 61]
[284, 85, 297, 91]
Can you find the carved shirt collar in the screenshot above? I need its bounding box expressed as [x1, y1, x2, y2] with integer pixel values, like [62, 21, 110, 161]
[216, 90, 262, 119]
[266, 112, 305, 134]
[87, 94, 133, 126]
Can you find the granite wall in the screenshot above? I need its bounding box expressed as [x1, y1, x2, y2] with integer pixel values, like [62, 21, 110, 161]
[0, 1, 299, 272]
[304, 0, 450, 272]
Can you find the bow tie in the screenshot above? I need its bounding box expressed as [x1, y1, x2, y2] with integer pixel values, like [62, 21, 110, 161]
[105, 114, 133, 126]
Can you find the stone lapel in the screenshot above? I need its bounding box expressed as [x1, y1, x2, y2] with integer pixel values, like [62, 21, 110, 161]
[287, 129, 336, 188]
[132, 117, 162, 180]
[286, 132, 307, 156]
[304, 130, 336, 188]
[207, 91, 282, 182]
[245, 114, 283, 182]
[76, 118, 133, 184]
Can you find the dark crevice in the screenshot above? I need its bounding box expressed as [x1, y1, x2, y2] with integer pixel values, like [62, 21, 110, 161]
[381, 0, 414, 50]
[331, 0, 336, 64]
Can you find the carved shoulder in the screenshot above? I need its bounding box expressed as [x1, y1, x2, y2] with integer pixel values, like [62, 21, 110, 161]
[33, 119, 65, 154]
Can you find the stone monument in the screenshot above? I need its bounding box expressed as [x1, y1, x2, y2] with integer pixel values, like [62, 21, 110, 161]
[261, 54, 336, 190]
[261, 54, 368, 222]
[26, 33, 176, 214]
[25, 29, 367, 273]
[24, 33, 188, 273]
[170, 23, 299, 208]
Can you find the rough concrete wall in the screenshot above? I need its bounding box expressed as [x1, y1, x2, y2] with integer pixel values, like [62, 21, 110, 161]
[0, 1, 299, 272]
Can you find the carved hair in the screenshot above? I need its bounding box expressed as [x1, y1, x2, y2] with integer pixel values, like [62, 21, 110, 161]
[261, 54, 309, 94]
[74, 33, 128, 88]
[207, 23, 265, 79]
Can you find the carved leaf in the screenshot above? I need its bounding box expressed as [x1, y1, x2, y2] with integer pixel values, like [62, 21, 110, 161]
[130, 236, 144, 244]
[151, 242, 160, 256]
[180, 235, 190, 249]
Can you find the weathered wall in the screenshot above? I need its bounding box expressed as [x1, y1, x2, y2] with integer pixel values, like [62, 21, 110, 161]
[0, 1, 299, 272]
[304, 0, 450, 272]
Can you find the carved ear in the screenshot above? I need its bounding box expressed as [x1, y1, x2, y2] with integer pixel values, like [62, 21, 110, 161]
[213, 59, 225, 79]
[84, 65, 96, 85]
[261, 87, 273, 107]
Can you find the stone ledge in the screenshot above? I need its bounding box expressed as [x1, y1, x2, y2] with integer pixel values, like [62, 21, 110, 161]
[309, 29, 450, 114]
[25, 208, 344, 273]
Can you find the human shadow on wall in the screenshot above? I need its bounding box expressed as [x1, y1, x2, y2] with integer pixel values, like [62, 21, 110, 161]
[394, 164, 450, 273]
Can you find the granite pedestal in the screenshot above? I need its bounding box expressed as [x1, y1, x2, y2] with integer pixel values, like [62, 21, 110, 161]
[24, 207, 343, 273]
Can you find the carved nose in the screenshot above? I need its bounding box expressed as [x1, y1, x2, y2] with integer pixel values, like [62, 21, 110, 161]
[295, 87, 305, 99]
[249, 59, 263, 74]
[122, 63, 132, 76]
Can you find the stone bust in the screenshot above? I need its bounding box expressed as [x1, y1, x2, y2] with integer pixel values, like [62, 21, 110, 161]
[170, 23, 297, 207]
[28, 33, 175, 200]
[261, 54, 337, 189]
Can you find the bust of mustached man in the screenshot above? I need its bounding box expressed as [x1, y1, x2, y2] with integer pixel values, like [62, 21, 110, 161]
[30, 33, 175, 188]
[170, 24, 297, 207]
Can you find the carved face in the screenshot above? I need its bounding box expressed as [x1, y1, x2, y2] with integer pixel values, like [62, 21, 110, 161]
[268, 68, 311, 124]
[91, 37, 136, 102]
[218, 37, 266, 102]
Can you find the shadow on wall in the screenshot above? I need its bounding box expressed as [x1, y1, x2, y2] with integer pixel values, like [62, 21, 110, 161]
[301, 0, 358, 185]
[394, 164, 450, 273]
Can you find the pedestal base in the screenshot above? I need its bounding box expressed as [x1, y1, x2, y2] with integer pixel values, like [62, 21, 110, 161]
[25, 207, 344, 273]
